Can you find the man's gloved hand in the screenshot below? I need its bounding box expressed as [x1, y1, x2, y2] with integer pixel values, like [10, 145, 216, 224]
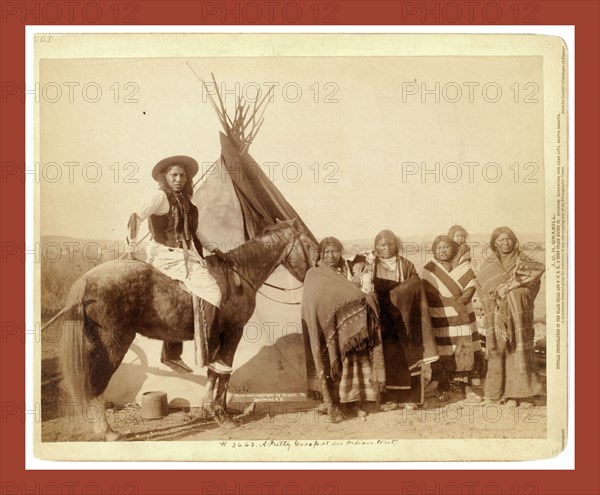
[125, 238, 138, 260]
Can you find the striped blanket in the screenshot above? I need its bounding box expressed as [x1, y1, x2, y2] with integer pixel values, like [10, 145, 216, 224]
[421, 259, 481, 372]
[338, 349, 379, 403]
[450, 244, 471, 271]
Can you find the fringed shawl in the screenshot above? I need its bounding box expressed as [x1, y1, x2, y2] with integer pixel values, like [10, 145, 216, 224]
[301, 264, 385, 386]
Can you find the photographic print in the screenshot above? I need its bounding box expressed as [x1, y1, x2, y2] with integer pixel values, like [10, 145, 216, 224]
[32, 33, 568, 461]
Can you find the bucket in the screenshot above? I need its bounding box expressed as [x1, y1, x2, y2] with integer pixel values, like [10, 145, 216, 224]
[141, 391, 168, 419]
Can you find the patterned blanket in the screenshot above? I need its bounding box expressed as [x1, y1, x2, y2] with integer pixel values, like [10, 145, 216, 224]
[422, 260, 481, 371]
[476, 251, 544, 374]
[301, 264, 385, 387]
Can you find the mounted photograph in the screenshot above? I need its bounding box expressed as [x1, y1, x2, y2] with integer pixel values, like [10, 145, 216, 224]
[32, 32, 569, 462]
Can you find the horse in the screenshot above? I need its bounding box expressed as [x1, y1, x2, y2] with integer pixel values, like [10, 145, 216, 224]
[49, 219, 316, 441]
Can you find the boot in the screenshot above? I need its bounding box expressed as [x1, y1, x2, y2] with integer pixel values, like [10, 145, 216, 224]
[161, 341, 193, 373]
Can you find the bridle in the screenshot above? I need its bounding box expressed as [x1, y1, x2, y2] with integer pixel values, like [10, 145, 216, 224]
[229, 266, 303, 305]
[228, 230, 312, 305]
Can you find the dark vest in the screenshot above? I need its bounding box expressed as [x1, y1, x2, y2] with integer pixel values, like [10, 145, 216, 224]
[148, 191, 203, 256]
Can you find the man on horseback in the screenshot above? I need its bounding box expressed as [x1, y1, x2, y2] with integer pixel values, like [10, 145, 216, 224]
[127, 155, 232, 375]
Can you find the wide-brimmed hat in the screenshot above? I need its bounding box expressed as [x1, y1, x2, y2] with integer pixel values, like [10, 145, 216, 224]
[151, 155, 199, 181]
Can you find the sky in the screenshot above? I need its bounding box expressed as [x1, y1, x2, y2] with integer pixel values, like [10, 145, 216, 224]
[39, 45, 546, 244]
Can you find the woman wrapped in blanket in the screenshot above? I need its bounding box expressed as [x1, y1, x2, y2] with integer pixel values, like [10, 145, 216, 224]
[476, 227, 545, 405]
[447, 224, 487, 385]
[362, 230, 439, 409]
[421, 235, 482, 402]
[301, 237, 383, 420]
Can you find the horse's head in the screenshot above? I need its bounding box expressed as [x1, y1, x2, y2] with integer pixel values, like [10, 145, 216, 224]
[266, 218, 318, 282]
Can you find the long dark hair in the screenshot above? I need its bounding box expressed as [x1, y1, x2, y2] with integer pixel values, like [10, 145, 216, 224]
[374, 229, 402, 257]
[431, 235, 458, 262]
[489, 226, 519, 256]
[157, 164, 194, 198]
[318, 237, 345, 270]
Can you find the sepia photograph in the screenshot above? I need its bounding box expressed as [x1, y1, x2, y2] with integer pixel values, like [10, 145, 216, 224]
[32, 32, 568, 462]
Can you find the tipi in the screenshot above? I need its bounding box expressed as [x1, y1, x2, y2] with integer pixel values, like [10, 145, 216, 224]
[191, 72, 317, 251]
[192, 73, 318, 404]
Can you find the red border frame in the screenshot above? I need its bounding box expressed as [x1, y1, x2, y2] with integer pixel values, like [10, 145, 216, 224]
[1, 1, 598, 494]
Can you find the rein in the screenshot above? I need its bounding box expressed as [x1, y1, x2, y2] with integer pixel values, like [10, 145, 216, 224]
[228, 265, 302, 306]
[262, 280, 303, 292]
[226, 233, 309, 305]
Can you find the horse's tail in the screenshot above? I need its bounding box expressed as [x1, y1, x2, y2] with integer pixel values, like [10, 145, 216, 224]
[59, 277, 95, 405]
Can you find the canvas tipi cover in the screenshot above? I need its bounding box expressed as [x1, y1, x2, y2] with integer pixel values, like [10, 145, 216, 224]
[190, 80, 317, 404]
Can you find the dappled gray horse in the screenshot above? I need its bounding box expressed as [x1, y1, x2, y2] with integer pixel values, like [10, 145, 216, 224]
[51, 220, 315, 440]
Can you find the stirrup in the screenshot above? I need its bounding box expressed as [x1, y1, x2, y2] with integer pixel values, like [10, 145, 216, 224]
[207, 360, 233, 374]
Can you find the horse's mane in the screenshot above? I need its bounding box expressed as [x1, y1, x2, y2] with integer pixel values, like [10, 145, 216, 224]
[257, 220, 296, 235]
[227, 221, 295, 266]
